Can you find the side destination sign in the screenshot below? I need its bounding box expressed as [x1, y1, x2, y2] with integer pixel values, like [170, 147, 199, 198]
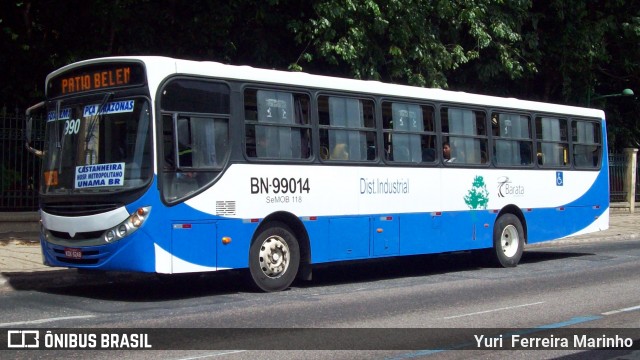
[75, 162, 125, 189]
[83, 100, 135, 117]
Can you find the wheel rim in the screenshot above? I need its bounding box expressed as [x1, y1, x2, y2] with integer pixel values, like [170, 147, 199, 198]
[258, 235, 290, 278]
[500, 224, 520, 258]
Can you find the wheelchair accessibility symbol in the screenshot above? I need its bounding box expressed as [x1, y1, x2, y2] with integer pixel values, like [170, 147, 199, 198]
[556, 171, 563, 186]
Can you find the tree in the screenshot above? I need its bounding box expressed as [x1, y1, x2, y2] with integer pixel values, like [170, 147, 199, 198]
[288, 0, 535, 88]
[0, 0, 309, 107]
[1, 0, 639, 150]
[525, 0, 640, 150]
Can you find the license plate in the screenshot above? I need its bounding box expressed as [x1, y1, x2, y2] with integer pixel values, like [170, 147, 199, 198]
[64, 248, 82, 259]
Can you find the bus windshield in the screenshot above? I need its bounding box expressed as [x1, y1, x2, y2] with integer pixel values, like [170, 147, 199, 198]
[41, 95, 152, 194]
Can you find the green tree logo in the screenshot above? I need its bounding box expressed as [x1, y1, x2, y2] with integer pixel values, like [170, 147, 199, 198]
[464, 175, 489, 210]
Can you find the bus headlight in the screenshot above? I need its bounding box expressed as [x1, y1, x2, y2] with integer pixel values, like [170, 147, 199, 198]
[103, 206, 151, 243]
[117, 225, 127, 237]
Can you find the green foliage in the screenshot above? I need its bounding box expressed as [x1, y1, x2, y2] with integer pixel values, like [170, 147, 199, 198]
[289, 0, 534, 88]
[1, 0, 638, 149]
[526, 0, 640, 149]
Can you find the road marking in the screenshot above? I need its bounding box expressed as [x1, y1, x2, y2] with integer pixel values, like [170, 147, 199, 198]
[443, 301, 545, 320]
[603, 304, 640, 315]
[176, 351, 247, 359]
[0, 314, 96, 327]
[387, 314, 603, 359]
[534, 315, 602, 328]
[387, 349, 444, 359]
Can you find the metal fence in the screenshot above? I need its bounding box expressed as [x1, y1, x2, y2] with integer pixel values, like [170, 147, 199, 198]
[0, 109, 637, 211]
[608, 153, 627, 202]
[609, 152, 640, 204]
[1, 108, 42, 211]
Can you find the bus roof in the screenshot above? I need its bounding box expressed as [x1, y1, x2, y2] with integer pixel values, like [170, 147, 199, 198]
[47, 56, 606, 120]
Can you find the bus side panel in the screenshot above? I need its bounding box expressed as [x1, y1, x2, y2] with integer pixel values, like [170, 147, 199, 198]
[372, 215, 399, 256]
[439, 210, 493, 252]
[217, 220, 255, 270]
[138, 192, 221, 273]
[473, 210, 494, 248]
[525, 207, 603, 244]
[302, 218, 330, 264]
[399, 213, 438, 255]
[524, 208, 567, 243]
[564, 206, 602, 235]
[171, 221, 216, 272]
[328, 217, 370, 260]
[526, 164, 609, 244]
[110, 230, 159, 271]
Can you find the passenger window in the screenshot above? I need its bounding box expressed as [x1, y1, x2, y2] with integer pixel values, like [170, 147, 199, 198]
[491, 112, 533, 167]
[441, 107, 488, 165]
[172, 116, 228, 169]
[572, 120, 601, 168]
[160, 79, 230, 203]
[382, 102, 436, 164]
[244, 89, 311, 160]
[161, 80, 230, 113]
[535, 117, 569, 167]
[318, 96, 376, 161]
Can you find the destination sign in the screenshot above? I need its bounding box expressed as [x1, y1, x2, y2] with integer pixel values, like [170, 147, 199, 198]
[48, 62, 145, 97]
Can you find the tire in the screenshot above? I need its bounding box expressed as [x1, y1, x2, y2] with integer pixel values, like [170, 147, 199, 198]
[491, 214, 524, 267]
[249, 222, 300, 292]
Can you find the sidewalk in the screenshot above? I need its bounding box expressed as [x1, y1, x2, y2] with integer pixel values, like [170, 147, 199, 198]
[0, 212, 639, 291]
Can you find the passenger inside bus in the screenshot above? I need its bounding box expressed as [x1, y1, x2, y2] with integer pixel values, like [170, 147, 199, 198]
[331, 143, 349, 160]
[443, 142, 454, 162]
[164, 117, 199, 199]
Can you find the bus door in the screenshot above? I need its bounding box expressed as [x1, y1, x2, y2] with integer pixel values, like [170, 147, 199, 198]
[171, 221, 217, 272]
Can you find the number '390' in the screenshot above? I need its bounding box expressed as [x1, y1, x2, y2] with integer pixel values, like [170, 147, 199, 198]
[63, 119, 81, 135]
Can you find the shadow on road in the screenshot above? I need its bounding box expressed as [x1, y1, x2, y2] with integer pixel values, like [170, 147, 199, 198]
[1, 248, 592, 301]
[2, 269, 253, 301]
[296, 249, 592, 289]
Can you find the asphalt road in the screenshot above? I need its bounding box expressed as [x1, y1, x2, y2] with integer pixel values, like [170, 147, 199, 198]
[1, 238, 639, 360]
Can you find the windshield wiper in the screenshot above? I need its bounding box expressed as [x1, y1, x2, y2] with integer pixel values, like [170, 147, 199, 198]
[55, 100, 66, 175]
[84, 93, 114, 165]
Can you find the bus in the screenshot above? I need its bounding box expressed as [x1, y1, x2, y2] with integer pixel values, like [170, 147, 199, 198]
[25, 56, 609, 292]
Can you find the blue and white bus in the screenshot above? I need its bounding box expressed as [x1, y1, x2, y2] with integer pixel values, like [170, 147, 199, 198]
[25, 56, 609, 291]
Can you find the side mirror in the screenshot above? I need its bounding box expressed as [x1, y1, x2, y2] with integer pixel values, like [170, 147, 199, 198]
[25, 102, 45, 158]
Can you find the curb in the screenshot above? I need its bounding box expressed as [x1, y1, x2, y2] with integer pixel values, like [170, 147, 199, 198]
[0, 212, 40, 234]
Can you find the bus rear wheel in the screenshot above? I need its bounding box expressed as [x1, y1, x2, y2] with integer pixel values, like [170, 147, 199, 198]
[249, 222, 300, 292]
[491, 214, 524, 267]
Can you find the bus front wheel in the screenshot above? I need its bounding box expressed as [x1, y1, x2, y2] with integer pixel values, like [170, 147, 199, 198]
[491, 214, 524, 267]
[249, 222, 300, 292]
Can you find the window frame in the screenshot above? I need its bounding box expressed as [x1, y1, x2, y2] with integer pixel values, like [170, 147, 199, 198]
[381, 100, 437, 166]
[157, 77, 232, 205]
[490, 111, 534, 168]
[317, 94, 378, 163]
[570, 118, 602, 170]
[243, 87, 313, 162]
[440, 105, 489, 166]
[534, 115, 570, 169]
